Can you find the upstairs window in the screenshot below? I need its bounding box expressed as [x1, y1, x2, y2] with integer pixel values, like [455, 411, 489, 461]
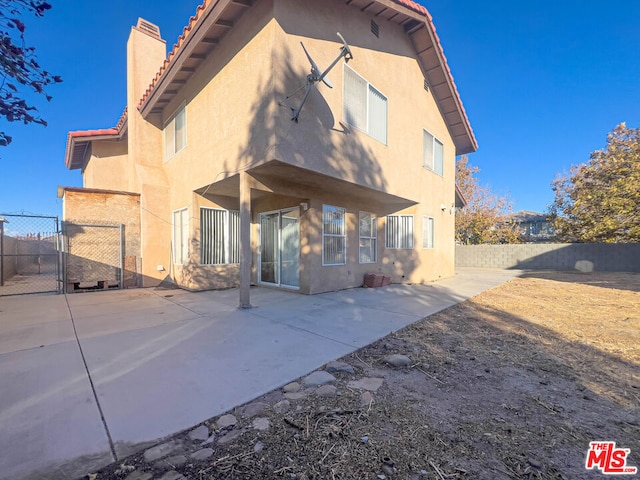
[385, 214, 414, 249]
[165, 105, 186, 160]
[343, 65, 388, 144]
[423, 129, 443, 176]
[200, 208, 240, 265]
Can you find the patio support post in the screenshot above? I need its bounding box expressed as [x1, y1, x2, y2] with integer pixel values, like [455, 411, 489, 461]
[239, 171, 252, 309]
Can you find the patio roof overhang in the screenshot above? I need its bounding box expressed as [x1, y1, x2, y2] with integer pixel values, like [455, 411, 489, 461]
[195, 160, 417, 213]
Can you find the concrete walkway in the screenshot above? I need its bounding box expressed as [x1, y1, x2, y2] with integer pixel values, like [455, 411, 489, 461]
[0, 268, 519, 480]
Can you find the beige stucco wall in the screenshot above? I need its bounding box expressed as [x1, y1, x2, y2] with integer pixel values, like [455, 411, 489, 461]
[82, 139, 131, 191]
[271, 0, 457, 290]
[77, 0, 463, 293]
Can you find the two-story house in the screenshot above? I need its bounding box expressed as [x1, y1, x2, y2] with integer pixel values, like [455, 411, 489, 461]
[61, 0, 477, 306]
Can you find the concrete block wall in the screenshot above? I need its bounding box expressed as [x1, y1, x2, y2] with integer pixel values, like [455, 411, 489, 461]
[456, 243, 640, 273]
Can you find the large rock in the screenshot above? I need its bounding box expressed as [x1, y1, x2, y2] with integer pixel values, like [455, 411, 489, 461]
[303, 371, 336, 386]
[284, 391, 307, 401]
[190, 448, 214, 461]
[384, 354, 411, 367]
[218, 429, 243, 445]
[253, 417, 271, 431]
[326, 361, 355, 374]
[274, 399, 291, 414]
[124, 471, 153, 480]
[283, 382, 301, 393]
[360, 391, 375, 406]
[188, 425, 209, 441]
[216, 414, 238, 429]
[348, 377, 384, 392]
[315, 385, 338, 397]
[143, 441, 182, 463]
[238, 401, 268, 418]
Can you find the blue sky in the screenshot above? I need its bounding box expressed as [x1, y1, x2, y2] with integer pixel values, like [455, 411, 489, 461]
[1, 0, 639, 217]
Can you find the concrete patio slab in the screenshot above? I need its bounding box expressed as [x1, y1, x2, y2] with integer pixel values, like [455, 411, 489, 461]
[0, 269, 521, 480]
[0, 341, 112, 480]
[80, 310, 357, 458]
[0, 294, 75, 354]
[251, 294, 421, 348]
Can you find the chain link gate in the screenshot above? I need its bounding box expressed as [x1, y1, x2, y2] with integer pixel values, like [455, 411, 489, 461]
[0, 214, 62, 296]
[63, 223, 123, 293]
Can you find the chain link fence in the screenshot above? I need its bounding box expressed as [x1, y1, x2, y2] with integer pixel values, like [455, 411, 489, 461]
[0, 214, 61, 296]
[63, 223, 123, 292]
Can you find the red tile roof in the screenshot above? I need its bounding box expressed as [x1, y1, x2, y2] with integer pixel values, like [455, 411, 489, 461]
[68, 107, 128, 139]
[65, 107, 128, 169]
[138, 0, 211, 109]
[393, 0, 429, 17]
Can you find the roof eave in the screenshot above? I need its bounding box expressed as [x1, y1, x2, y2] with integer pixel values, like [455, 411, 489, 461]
[139, 0, 247, 117]
[64, 120, 128, 170]
[137, 0, 477, 155]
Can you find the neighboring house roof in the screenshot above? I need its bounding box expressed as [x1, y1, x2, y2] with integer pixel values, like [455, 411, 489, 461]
[137, 0, 477, 155]
[509, 210, 549, 223]
[65, 108, 128, 170]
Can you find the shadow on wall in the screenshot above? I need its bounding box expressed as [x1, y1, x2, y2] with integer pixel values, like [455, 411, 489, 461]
[508, 243, 640, 273]
[219, 40, 419, 287]
[456, 244, 640, 274]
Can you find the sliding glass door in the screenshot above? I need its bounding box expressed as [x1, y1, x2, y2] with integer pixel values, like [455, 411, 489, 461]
[259, 208, 300, 288]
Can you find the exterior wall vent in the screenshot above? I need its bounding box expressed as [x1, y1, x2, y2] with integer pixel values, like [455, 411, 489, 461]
[136, 18, 162, 40]
[424, 78, 430, 92]
[371, 19, 379, 38]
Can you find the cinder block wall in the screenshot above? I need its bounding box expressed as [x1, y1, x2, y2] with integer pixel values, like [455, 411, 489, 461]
[455, 243, 640, 272]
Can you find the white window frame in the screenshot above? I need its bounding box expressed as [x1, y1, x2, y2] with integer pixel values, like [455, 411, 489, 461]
[343, 64, 388, 144]
[422, 216, 434, 249]
[172, 207, 189, 265]
[200, 207, 240, 265]
[165, 104, 186, 161]
[385, 214, 414, 249]
[359, 211, 377, 264]
[322, 205, 346, 266]
[423, 129, 444, 176]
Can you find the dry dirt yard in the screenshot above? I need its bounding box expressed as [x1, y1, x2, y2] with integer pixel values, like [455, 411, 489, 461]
[93, 271, 640, 480]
